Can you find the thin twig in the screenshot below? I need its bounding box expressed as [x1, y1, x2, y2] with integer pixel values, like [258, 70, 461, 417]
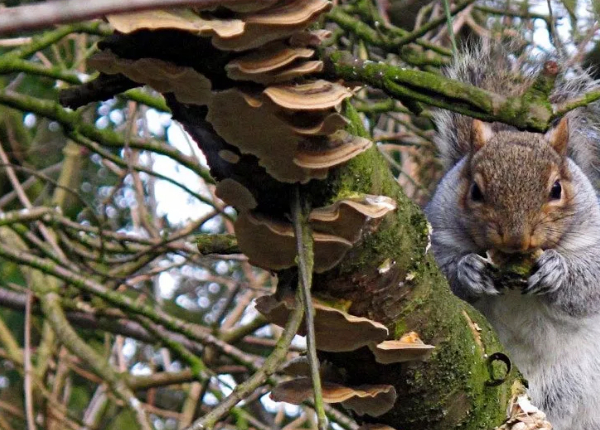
[393, 0, 477, 47]
[24, 292, 35, 430]
[546, 0, 562, 56]
[0, 37, 32, 47]
[442, 0, 458, 56]
[291, 187, 327, 430]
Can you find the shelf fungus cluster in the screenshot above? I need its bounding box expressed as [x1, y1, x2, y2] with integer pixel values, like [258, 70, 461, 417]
[88, 0, 391, 277]
[89, 0, 374, 183]
[256, 294, 434, 418]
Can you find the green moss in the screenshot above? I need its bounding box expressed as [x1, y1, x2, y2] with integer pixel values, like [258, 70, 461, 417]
[393, 320, 408, 338]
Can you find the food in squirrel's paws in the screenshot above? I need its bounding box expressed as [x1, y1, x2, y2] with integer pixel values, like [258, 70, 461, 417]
[486, 249, 543, 289]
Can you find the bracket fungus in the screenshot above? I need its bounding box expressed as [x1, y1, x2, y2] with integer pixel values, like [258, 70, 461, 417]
[285, 112, 350, 136]
[207, 87, 364, 183]
[308, 195, 397, 243]
[215, 179, 257, 212]
[107, 0, 331, 51]
[88, 52, 213, 106]
[289, 29, 333, 47]
[280, 356, 342, 381]
[255, 294, 389, 352]
[212, 0, 332, 51]
[91, 0, 393, 280]
[368, 331, 435, 364]
[268, 60, 324, 82]
[280, 356, 312, 377]
[207, 88, 317, 183]
[271, 377, 397, 417]
[105, 0, 331, 52]
[106, 9, 245, 39]
[263, 80, 353, 111]
[216, 150, 241, 165]
[228, 195, 397, 273]
[235, 212, 352, 273]
[225, 42, 319, 84]
[227, 60, 324, 84]
[294, 131, 373, 170]
[96, 2, 364, 185]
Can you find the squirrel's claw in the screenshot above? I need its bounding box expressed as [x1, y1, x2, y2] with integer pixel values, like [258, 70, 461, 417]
[525, 249, 567, 295]
[457, 253, 501, 297]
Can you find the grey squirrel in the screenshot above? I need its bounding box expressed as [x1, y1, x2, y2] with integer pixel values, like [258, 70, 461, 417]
[425, 42, 600, 430]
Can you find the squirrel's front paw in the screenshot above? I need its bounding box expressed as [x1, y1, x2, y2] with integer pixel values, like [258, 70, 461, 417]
[457, 253, 500, 296]
[525, 249, 568, 295]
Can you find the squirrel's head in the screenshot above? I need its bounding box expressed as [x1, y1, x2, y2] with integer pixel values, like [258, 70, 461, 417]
[462, 117, 575, 254]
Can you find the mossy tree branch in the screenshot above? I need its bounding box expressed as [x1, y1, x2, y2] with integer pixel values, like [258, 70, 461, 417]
[323, 50, 600, 131]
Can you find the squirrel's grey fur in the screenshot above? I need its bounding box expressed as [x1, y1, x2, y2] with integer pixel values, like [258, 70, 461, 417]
[426, 41, 600, 430]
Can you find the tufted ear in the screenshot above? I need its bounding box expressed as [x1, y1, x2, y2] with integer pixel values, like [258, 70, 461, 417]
[470, 119, 494, 152]
[545, 116, 569, 156]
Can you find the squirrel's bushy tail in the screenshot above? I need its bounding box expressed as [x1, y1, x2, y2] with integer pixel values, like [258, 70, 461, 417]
[434, 40, 600, 187]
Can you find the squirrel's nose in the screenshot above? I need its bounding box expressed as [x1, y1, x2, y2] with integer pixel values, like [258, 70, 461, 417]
[500, 230, 532, 253]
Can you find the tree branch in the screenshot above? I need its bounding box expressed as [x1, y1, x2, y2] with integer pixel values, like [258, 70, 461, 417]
[323, 50, 600, 131]
[0, 0, 269, 35]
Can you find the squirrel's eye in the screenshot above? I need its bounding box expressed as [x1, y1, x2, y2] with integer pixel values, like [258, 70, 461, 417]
[550, 180, 562, 200]
[470, 183, 484, 202]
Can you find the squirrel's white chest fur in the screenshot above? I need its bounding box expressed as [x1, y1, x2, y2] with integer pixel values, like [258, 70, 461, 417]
[476, 291, 600, 430]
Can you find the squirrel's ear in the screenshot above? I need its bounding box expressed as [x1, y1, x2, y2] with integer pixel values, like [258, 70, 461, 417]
[471, 119, 494, 152]
[545, 116, 569, 156]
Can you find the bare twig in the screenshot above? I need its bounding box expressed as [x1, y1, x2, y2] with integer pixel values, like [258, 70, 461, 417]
[442, 0, 458, 56]
[24, 292, 35, 430]
[0, 36, 32, 47]
[291, 187, 326, 430]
